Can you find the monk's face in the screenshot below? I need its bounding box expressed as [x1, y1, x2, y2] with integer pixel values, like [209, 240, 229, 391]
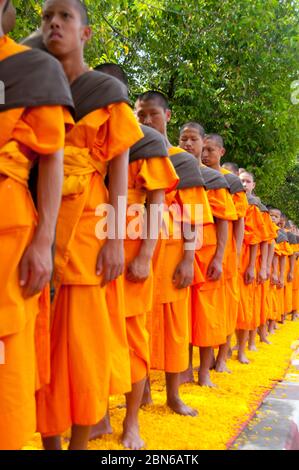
[202, 138, 224, 168]
[239, 172, 255, 195]
[269, 209, 281, 225]
[135, 99, 171, 136]
[1, 1, 16, 34]
[179, 128, 203, 160]
[41, 0, 91, 59]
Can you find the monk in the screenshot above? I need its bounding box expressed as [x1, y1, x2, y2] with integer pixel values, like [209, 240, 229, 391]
[291, 229, 299, 320]
[34, 0, 143, 451]
[239, 171, 269, 353]
[268, 208, 282, 333]
[0, 0, 73, 450]
[135, 91, 213, 415]
[179, 123, 237, 385]
[202, 135, 246, 370]
[91, 64, 179, 449]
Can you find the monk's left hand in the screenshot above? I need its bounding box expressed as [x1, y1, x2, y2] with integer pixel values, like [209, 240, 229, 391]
[19, 239, 53, 298]
[126, 255, 151, 283]
[96, 240, 125, 286]
[173, 260, 194, 289]
[207, 257, 222, 281]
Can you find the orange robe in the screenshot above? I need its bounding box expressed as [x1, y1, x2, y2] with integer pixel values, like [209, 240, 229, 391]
[36, 102, 143, 437]
[257, 212, 277, 326]
[284, 237, 295, 314]
[149, 147, 213, 372]
[275, 241, 291, 321]
[191, 187, 237, 347]
[293, 247, 299, 312]
[107, 156, 178, 387]
[220, 169, 246, 338]
[0, 36, 71, 449]
[237, 203, 265, 330]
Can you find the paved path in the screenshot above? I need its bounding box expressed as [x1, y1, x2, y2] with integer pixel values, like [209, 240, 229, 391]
[232, 343, 299, 450]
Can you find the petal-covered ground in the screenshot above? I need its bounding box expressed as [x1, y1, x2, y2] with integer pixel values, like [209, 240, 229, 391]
[24, 319, 299, 450]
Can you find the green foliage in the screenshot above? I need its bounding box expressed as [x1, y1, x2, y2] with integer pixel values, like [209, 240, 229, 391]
[10, 0, 299, 223]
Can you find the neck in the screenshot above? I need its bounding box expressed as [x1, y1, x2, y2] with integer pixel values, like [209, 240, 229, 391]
[59, 51, 89, 84]
[210, 163, 221, 171]
[163, 132, 172, 149]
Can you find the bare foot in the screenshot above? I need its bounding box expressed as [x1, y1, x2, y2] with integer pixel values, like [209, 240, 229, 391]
[260, 338, 271, 345]
[89, 415, 112, 441]
[248, 344, 258, 352]
[215, 361, 231, 373]
[238, 352, 250, 364]
[179, 367, 195, 385]
[292, 313, 299, 321]
[198, 373, 216, 388]
[140, 379, 153, 407]
[167, 397, 198, 416]
[122, 420, 145, 450]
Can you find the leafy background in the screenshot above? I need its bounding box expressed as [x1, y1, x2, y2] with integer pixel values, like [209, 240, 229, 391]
[11, 0, 299, 223]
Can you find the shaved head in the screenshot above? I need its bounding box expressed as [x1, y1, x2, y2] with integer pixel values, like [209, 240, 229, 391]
[137, 90, 169, 110]
[180, 122, 205, 139]
[95, 63, 128, 87]
[205, 134, 224, 148]
[43, 0, 89, 25]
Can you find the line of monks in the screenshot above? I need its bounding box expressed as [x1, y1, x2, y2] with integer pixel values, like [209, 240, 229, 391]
[1, 0, 299, 451]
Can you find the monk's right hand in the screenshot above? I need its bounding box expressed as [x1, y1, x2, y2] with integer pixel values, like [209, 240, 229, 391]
[244, 266, 255, 285]
[19, 239, 53, 298]
[96, 240, 125, 286]
[207, 257, 222, 281]
[126, 255, 151, 283]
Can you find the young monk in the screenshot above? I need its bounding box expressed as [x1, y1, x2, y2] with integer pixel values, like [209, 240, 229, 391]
[238, 171, 270, 352]
[268, 208, 282, 332]
[0, 0, 73, 450]
[285, 229, 297, 318]
[35, 0, 143, 451]
[292, 230, 299, 319]
[135, 91, 213, 414]
[90, 64, 179, 449]
[179, 123, 237, 385]
[202, 135, 246, 370]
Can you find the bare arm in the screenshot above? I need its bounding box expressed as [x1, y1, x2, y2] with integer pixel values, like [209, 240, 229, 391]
[233, 217, 245, 258]
[207, 218, 228, 281]
[20, 150, 64, 297]
[126, 189, 165, 282]
[278, 255, 286, 289]
[244, 244, 258, 285]
[173, 224, 197, 289]
[288, 254, 296, 282]
[96, 151, 129, 285]
[271, 253, 279, 285]
[267, 242, 275, 280]
[258, 241, 269, 284]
